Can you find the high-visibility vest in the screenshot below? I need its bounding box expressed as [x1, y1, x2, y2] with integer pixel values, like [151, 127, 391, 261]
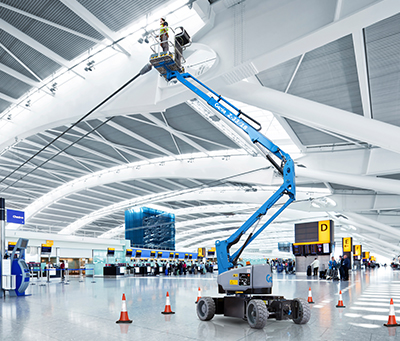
[160, 24, 169, 36]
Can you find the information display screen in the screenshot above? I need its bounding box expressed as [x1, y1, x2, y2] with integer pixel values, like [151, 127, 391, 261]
[293, 244, 303, 256]
[295, 222, 319, 243]
[293, 243, 330, 256]
[157, 252, 163, 258]
[41, 245, 52, 254]
[107, 248, 115, 256]
[150, 251, 156, 257]
[175, 253, 179, 259]
[135, 250, 142, 258]
[126, 249, 132, 257]
[8, 243, 16, 251]
[294, 220, 333, 245]
[169, 252, 174, 258]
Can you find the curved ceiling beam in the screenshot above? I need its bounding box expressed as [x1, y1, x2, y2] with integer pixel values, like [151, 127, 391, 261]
[174, 204, 259, 217]
[292, 194, 400, 213]
[3, 0, 395, 150]
[344, 212, 400, 241]
[222, 81, 400, 155]
[296, 168, 400, 195]
[176, 214, 251, 230]
[177, 228, 295, 249]
[335, 216, 400, 242]
[16, 154, 273, 225]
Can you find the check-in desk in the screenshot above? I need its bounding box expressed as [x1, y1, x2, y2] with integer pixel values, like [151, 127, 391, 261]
[103, 265, 125, 277]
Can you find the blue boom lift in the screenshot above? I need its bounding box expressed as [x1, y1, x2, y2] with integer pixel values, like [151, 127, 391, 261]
[148, 27, 310, 329]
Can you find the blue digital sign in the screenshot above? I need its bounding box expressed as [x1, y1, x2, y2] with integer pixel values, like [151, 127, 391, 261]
[6, 209, 25, 224]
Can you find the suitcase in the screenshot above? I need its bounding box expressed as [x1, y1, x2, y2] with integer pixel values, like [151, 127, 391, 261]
[307, 265, 312, 276]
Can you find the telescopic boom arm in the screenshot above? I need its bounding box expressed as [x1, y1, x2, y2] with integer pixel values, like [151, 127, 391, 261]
[150, 47, 295, 274]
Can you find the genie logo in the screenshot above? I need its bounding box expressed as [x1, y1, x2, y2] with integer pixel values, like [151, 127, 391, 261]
[214, 102, 227, 115]
[266, 274, 272, 283]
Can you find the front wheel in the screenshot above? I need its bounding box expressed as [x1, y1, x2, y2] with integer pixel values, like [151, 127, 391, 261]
[197, 297, 215, 321]
[246, 299, 269, 329]
[292, 298, 311, 324]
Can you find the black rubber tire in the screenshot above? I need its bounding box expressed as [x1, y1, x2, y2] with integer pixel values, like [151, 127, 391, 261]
[292, 298, 311, 324]
[197, 297, 216, 321]
[246, 299, 269, 329]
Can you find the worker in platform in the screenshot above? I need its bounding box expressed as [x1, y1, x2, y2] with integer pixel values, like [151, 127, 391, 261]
[159, 17, 169, 52]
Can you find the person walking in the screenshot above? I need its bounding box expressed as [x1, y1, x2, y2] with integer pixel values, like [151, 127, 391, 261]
[60, 260, 65, 281]
[310, 257, 320, 277]
[342, 254, 351, 281]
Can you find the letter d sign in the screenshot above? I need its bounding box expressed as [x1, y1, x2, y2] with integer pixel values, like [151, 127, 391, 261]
[318, 220, 330, 243]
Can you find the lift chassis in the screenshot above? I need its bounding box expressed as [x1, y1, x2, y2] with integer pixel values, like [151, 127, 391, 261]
[149, 29, 310, 329]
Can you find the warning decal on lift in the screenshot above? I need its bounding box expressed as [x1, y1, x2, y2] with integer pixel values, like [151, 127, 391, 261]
[229, 280, 238, 285]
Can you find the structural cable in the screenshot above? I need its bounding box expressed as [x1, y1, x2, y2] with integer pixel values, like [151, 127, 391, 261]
[0, 63, 153, 192]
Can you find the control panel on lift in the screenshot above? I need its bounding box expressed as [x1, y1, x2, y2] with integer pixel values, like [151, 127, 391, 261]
[217, 264, 273, 294]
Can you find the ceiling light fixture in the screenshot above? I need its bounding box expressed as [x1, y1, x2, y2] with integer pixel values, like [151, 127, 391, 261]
[49, 83, 58, 94]
[84, 60, 95, 71]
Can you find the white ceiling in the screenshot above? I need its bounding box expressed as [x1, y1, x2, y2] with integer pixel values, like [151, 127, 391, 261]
[1, 0, 400, 259]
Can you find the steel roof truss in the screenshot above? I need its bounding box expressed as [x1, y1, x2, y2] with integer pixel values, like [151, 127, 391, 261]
[106, 120, 176, 158]
[352, 30, 372, 119]
[58, 0, 130, 57]
[0, 2, 106, 46]
[41, 131, 126, 165]
[0, 40, 42, 81]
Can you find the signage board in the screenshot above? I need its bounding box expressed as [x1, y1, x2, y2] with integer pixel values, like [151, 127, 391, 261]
[354, 245, 362, 256]
[294, 220, 334, 245]
[342, 237, 352, 252]
[6, 209, 25, 224]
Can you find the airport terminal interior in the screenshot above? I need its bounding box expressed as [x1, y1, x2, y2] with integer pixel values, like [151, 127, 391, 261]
[1, 0, 400, 340]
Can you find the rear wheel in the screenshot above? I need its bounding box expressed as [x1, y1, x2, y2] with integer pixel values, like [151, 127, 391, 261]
[292, 298, 311, 324]
[197, 297, 215, 321]
[246, 299, 269, 329]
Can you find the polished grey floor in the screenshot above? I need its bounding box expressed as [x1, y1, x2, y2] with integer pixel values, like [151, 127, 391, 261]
[1, 267, 400, 340]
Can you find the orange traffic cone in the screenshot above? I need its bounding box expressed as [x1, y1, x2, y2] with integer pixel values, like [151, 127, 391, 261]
[195, 287, 201, 303]
[161, 292, 175, 315]
[336, 290, 345, 308]
[384, 298, 400, 327]
[116, 293, 133, 324]
[307, 287, 314, 304]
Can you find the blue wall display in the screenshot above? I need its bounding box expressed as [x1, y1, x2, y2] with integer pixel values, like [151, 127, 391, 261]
[6, 209, 25, 224]
[125, 207, 175, 250]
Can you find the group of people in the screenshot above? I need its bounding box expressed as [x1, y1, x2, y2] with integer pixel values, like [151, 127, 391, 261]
[129, 260, 215, 276]
[310, 255, 351, 281]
